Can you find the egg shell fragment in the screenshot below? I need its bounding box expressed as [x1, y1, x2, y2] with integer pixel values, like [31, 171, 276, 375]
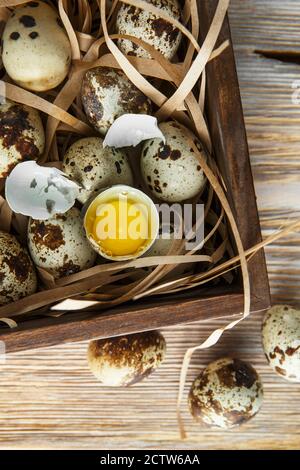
[0, 230, 37, 306]
[87, 331, 166, 386]
[62, 137, 134, 204]
[0, 99, 45, 178]
[81, 67, 152, 135]
[2, 1, 71, 91]
[116, 0, 182, 60]
[5, 161, 80, 220]
[262, 305, 300, 382]
[141, 121, 206, 202]
[188, 358, 263, 429]
[103, 114, 165, 149]
[28, 207, 97, 278]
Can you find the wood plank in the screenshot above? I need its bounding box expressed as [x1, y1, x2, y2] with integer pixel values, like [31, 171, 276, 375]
[0, 0, 299, 449]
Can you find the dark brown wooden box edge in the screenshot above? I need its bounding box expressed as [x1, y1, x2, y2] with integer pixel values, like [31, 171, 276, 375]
[0, 1, 271, 353]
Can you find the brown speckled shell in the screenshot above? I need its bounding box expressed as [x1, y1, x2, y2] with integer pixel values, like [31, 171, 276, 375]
[0, 230, 37, 306]
[188, 358, 263, 429]
[62, 137, 134, 204]
[27, 207, 97, 278]
[81, 67, 152, 135]
[262, 305, 300, 382]
[87, 331, 166, 386]
[0, 99, 45, 178]
[116, 0, 182, 60]
[141, 121, 206, 202]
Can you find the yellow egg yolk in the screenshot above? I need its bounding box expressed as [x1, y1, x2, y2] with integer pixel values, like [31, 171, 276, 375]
[91, 197, 149, 257]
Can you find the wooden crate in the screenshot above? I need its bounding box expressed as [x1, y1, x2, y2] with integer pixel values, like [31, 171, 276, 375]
[0, 0, 270, 352]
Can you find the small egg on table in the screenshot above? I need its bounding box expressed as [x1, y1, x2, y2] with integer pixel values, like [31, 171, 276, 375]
[189, 357, 263, 429]
[87, 331, 166, 386]
[262, 305, 300, 382]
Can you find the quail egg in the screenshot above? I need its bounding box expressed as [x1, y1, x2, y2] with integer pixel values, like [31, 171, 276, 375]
[28, 207, 97, 278]
[87, 330, 166, 386]
[0, 230, 37, 306]
[62, 137, 134, 204]
[2, 1, 71, 91]
[116, 0, 182, 60]
[0, 99, 45, 178]
[188, 358, 264, 429]
[141, 121, 206, 202]
[262, 305, 300, 382]
[81, 67, 151, 135]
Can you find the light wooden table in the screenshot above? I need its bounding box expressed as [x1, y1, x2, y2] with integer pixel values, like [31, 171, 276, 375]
[0, 0, 300, 450]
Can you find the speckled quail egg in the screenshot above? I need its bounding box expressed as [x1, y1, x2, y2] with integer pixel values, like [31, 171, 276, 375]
[262, 305, 300, 382]
[188, 358, 264, 429]
[2, 1, 71, 91]
[141, 121, 206, 202]
[87, 331, 166, 386]
[81, 67, 151, 135]
[28, 207, 97, 278]
[0, 230, 37, 306]
[0, 99, 45, 178]
[62, 137, 134, 204]
[116, 0, 182, 60]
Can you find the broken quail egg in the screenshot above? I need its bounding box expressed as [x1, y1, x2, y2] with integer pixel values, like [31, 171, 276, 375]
[141, 121, 206, 202]
[188, 358, 263, 429]
[87, 330, 166, 386]
[2, 1, 71, 91]
[0, 99, 45, 178]
[0, 230, 37, 306]
[116, 0, 182, 60]
[28, 207, 97, 278]
[62, 137, 134, 204]
[81, 67, 151, 135]
[262, 305, 300, 382]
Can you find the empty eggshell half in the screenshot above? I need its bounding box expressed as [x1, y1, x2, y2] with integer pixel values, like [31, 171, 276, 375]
[2, 1, 71, 91]
[5, 161, 80, 220]
[103, 114, 165, 148]
[62, 137, 134, 204]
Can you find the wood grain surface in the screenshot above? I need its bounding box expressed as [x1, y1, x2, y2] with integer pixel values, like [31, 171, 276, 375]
[0, 0, 299, 450]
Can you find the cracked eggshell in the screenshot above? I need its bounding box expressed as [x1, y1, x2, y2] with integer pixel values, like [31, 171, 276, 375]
[188, 358, 263, 429]
[62, 137, 134, 204]
[103, 114, 165, 148]
[28, 207, 97, 278]
[262, 305, 300, 382]
[116, 0, 182, 60]
[87, 331, 166, 386]
[0, 99, 45, 178]
[0, 230, 37, 306]
[5, 161, 80, 220]
[141, 121, 206, 202]
[2, 1, 71, 91]
[81, 67, 151, 135]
